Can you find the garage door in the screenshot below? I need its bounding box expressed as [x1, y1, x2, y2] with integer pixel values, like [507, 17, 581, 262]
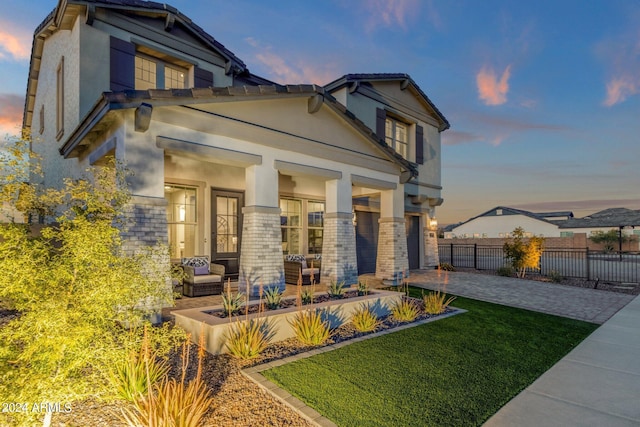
[355, 211, 379, 274]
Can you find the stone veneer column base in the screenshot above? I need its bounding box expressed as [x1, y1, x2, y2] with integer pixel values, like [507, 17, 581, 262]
[119, 196, 171, 324]
[239, 206, 285, 296]
[376, 217, 409, 285]
[321, 212, 358, 285]
[424, 227, 440, 268]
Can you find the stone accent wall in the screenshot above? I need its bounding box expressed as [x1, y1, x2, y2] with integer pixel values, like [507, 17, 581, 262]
[424, 227, 440, 268]
[239, 206, 285, 296]
[376, 217, 409, 284]
[321, 212, 358, 285]
[120, 197, 168, 254]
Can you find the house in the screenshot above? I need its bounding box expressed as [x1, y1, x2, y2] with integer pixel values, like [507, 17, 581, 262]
[444, 206, 640, 241]
[22, 0, 449, 295]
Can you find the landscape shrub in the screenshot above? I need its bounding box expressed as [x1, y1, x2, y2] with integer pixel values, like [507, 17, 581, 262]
[264, 286, 283, 310]
[289, 309, 332, 346]
[438, 262, 456, 271]
[503, 227, 545, 278]
[0, 137, 175, 424]
[391, 298, 420, 322]
[351, 305, 381, 332]
[422, 289, 456, 315]
[225, 318, 273, 359]
[327, 280, 346, 299]
[496, 266, 514, 277]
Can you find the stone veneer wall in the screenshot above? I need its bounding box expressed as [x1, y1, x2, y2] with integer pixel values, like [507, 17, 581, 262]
[321, 212, 358, 285]
[120, 197, 168, 253]
[424, 227, 440, 268]
[376, 217, 409, 285]
[239, 206, 285, 296]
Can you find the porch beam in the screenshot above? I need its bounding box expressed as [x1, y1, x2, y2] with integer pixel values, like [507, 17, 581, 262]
[156, 136, 261, 166]
[352, 174, 397, 190]
[274, 160, 341, 180]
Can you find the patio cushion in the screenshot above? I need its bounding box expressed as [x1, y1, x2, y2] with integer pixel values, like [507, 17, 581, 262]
[194, 265, 209, 275]
[182, 256, 209, 267]
[190, 274, 222, 284]
[301, 267, 319, 276]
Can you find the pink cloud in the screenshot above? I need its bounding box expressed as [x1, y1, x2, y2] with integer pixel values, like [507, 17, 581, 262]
[476, 65, 512, 106]
[247, 38, 337, 85]
[0, 94, 23, 136]
[362, 0, 419, 31]
[603, 76, 638, 107]
[0, 27, 31, 62]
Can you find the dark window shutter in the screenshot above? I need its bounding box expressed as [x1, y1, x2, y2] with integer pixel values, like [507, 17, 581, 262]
[376, 108, 386, 140]
[415, 124, 424, 164]
[194, 66, 214, 88]
[110, 36, 135, 91]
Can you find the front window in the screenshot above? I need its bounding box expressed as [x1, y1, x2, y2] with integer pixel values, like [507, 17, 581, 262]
[280, 199, 301, 255]
[307, 201, 324, 254]
[135, 54, 187, 90]
[165, 185, 198, 259]
[385, 117, 408, 159]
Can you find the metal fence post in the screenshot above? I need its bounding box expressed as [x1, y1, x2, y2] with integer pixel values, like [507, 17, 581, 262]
[474, 244, 478, 270]
[450, 243, 454, 266]
[585, 247, 590, 281]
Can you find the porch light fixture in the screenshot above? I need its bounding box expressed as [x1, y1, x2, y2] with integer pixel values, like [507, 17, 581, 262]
[429, 217, 438, 229]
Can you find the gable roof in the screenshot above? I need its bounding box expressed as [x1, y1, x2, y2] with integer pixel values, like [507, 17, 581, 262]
[59, 84, 418, 179]
[23, 0, 263, 133]
[452, 206, 571, 230]
[324, 73, 450, 132]
[558, 208, 640, 229]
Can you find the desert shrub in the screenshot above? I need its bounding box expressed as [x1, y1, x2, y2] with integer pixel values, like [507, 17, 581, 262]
[422, 289, 456, 315]
[503, 227, 545, 278]
[225, 318, 272, 360]
[357, 281, 370, 296]
[122, 336, 214, 427]
[548, 270, 564, 283]
[109, 327, 171, 402]
[301, 288, 314, 305]
[391, 298, 420, 322]
[222, 289, 245, 317]
[327, 280, 346, 299]
[0, 138, 174, 421]
[289, 309, 332, 346]
[264, 286, 283, 310]
[497, 266, 514, 277]
[351, 305, 381, 332]
[438, 262, 456, 271]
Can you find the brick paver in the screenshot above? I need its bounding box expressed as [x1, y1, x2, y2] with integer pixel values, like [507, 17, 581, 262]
[407, 270, 635, 324]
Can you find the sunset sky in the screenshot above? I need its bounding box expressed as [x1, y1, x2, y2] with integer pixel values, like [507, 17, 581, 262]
[1, 0, 639, 224]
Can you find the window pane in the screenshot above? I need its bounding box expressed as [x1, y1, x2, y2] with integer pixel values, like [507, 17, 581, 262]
[165, 65, 186, 89]
[135, 56, 157, 90]
[165, 185, 198, 258]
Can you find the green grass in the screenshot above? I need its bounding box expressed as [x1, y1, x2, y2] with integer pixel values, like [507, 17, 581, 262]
[262, 290, 598, 427]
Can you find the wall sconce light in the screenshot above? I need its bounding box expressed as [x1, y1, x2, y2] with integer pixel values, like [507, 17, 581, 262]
[179, 205, 186, 222]
[429, 217, 438, 229]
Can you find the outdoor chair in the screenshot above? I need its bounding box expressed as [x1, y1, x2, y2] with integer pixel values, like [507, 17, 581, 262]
[284, 254, 321, 285]
[181, 256, 225, 297]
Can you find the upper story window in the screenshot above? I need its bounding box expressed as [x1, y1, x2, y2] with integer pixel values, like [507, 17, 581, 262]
[385, 117, 408, 159]
[135, 54, 187, 90]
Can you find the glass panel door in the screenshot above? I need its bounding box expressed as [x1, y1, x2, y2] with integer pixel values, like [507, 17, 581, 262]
[211, 189, 243, 279]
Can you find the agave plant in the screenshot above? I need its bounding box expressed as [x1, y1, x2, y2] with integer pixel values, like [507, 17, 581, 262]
[288, 309, 332, 346]
[422, 289, 456, 315]
[225, 318, 272, 359]
[351, 304, 381, 332]
[264, 286, 283, 310]
[222, 290, 245, 317]
[327, 280, 346, 299]
[391, 298, 420, 322]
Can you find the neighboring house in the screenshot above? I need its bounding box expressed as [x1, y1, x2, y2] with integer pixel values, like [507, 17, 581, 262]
[22, 0, 449, 294]
[444, 206, 640, 240]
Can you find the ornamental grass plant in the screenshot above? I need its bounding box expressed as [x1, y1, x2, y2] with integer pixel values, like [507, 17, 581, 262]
[351, 304, 381, 332]
[289, 309, 332, 346]
[391, 297, 420, 322]
[422, 288, 456, 315]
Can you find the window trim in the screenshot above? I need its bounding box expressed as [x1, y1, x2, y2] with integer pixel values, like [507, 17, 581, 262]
[135, 52, 188, 90]
[384, 114, 411, 160]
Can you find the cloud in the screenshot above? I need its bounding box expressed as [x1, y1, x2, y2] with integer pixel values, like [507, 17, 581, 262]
[0, 94, 24, 136]
[476, 65, 512, 106]
[362, 0, 419, 32]
[245, 38, 337, 85]
[0, 24, 31, 62]
[603, 76, 638, 107]
[441, 130, 479, 146]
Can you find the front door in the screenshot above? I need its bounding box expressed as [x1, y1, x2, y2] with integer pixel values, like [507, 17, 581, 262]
[211, 189, 244, 280]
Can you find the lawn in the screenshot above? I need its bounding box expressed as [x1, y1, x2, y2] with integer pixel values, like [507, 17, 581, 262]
[261, 290, 599, 427]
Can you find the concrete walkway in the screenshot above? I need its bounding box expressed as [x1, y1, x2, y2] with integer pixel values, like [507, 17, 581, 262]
[409, 270, 640, 427]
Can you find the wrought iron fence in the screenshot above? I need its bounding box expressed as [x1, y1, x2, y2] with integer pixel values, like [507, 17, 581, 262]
[438, 243, 640, 284]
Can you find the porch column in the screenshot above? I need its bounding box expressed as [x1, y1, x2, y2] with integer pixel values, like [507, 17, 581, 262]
[376, 186, 409, 285]
[424, 210, 440, 268]
[321, 178, 358, 285]
[239, 162, 284, 296]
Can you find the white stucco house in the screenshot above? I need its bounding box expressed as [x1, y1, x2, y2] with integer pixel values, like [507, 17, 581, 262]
[22, 0, 449, 295]
[444, 206, 640, 240]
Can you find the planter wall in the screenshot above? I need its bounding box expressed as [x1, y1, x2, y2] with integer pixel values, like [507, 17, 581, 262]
[173, 290, 403, 355]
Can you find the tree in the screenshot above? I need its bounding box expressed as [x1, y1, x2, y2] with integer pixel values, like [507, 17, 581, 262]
[589, 229, 630, 253]
[0, 134, 178, 426]
[503, 227, 545, 278]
